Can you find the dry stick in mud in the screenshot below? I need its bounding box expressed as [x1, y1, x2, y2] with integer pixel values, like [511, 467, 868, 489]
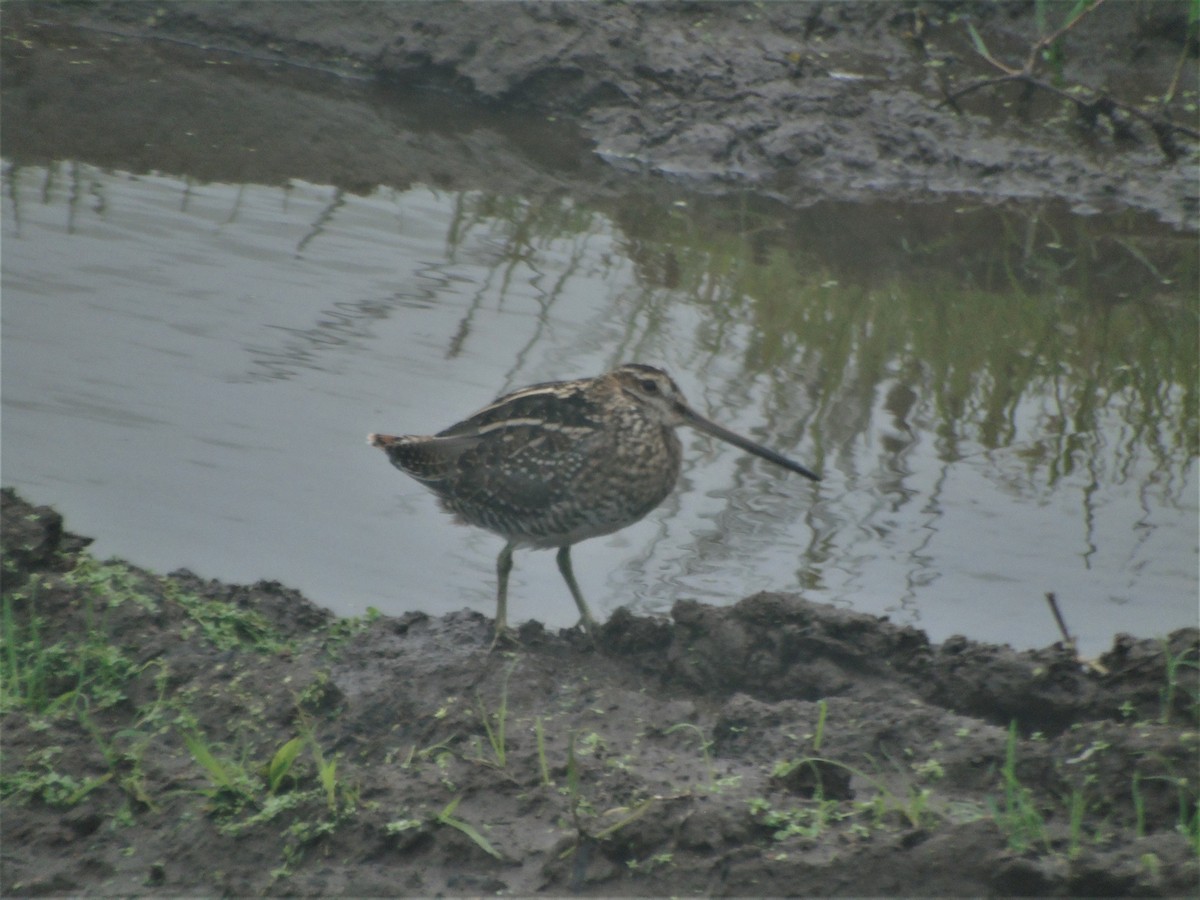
[1045, 590, 1109, 675]
[1045, 591, 1076, 650]
[938, 0, 1199, 160]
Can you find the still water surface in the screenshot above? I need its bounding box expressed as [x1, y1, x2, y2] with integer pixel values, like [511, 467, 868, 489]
[3, 162, 1196, 654]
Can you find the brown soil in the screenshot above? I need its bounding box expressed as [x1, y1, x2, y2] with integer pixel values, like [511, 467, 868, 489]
[2, 2, 1198, 896]
[3, 490, 1198, 898]
[2, 1, 1196, 229]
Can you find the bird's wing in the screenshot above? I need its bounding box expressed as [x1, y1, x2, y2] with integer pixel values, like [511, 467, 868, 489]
[432, 387, 607, 513]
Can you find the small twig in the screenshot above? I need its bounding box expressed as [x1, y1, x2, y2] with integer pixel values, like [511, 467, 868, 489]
[1021, 0, 1107, 77]
[1162, 26, 1194, 105]
[940, 68, 1200, 148]
[967, 27, 1019, 77]
[1029, 76, 1200, 141]
[942, 0, 1200, 157]
[939, 72, 1024, 105]
[1044, 592, 1109, 675]
[1044, 592, 1074, 648]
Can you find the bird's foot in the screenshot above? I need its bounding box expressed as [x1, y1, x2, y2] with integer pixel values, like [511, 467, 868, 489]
[488, 624, 520, 652]
[576, 616, 599, 648]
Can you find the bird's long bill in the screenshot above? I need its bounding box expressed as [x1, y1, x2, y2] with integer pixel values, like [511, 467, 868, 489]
[679, 406, 822, 482]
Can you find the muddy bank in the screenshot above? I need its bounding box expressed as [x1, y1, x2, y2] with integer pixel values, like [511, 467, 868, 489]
[2, 2, 1198, 895]
[3, 489, 1197, 896]
[4, 1, 1197, 230]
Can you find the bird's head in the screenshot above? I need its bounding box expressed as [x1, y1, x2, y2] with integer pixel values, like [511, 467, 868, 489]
[609, 362, 821, 482]
[611, 364, 690, 427]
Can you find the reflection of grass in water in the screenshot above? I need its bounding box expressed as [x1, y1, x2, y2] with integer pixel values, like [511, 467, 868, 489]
[763, 258, 1194, 490]
[647, 203, 1196, 489]
[445, 192, 1196, 489]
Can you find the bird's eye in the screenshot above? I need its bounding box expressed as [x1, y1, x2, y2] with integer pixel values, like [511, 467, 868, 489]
[639, 379, 659, 394]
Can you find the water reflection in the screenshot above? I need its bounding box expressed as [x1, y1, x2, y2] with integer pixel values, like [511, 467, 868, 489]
[2, 161, 1195, 654]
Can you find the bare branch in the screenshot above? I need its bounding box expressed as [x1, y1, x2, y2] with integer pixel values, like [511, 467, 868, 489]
[943, 1, 1199, 159]
[1022, 0, 1108, 77]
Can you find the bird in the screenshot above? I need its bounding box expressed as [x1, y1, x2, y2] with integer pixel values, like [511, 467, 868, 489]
[368, 363, 820, 646]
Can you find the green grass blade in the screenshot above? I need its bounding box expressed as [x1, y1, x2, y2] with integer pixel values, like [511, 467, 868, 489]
[437, 797, 501, 859]
[966, 22, 991, 59]
[535, 716, 552, 786]
[318, 759, 337, 811]
[183, 732, 235, 789]
[267, 737, 304, 794]
[813, 699, 828, 752]
[566, 731, 580, 798]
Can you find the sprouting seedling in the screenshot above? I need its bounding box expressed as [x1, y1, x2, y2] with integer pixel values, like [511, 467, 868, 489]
[436, 796, 501, 859]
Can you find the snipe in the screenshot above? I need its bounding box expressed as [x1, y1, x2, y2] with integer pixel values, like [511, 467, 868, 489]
[368, 363, 820, 645]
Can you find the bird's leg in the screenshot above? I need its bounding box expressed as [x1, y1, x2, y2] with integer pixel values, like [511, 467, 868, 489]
[556, 545, 597, 637]
[490, 541, 517, 650]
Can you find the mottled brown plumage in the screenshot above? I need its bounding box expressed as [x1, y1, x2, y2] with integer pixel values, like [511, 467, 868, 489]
[369, 363, 820, 644]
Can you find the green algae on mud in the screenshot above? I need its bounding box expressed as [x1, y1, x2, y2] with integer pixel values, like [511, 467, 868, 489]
[2, 488, 1197, 896]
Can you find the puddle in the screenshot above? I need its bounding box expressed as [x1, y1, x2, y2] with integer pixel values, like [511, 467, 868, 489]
[1, 24, 1195, 655]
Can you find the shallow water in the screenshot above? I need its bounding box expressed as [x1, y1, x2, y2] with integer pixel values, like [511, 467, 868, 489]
[4, 163, 1195, 654]
[2, 31, 1196, 655]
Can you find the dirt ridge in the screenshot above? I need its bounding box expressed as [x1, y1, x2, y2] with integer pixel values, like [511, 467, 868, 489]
[3, 489, 1197, 896]
[7, 1, 1197, 229]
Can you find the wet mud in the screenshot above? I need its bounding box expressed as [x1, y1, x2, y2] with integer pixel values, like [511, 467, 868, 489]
[3, 1, 1197, 229]
[3, 1, 1198, 896]
[3, 491, 1197, 896]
